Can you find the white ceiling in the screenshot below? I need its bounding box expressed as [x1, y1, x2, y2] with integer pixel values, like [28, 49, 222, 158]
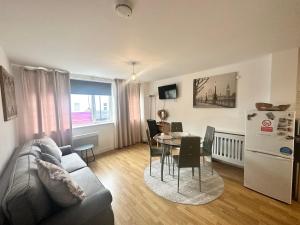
[0, 0, 300, 81]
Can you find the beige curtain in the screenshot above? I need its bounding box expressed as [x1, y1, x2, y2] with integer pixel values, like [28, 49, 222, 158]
[14, 66, 72, 146]
[115, 79, 142, 148]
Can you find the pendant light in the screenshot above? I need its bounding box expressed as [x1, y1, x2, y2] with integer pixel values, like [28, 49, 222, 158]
[131, 62, 136, 81]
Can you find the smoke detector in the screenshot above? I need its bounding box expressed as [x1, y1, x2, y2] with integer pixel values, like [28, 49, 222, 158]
[115, 1, 132, 18]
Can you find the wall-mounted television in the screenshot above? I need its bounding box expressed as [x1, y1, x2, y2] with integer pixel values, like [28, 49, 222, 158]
[158, 84, 177, 99]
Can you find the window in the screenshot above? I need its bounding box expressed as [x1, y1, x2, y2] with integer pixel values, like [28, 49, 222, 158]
[70, 79, 112, 126]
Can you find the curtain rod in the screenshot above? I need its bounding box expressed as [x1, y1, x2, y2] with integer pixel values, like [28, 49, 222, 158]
[11, 63, 69, 74]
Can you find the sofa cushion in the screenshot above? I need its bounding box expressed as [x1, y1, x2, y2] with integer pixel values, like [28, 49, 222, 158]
[41, 153, 63, 168]
[61, 153, 87, 173]
[70, 168, 108, 200]
[59, 145, 72, 156]
[36, 159, 86, 208]
[2, 154, 55, 225]
[40, 167, 113, 225]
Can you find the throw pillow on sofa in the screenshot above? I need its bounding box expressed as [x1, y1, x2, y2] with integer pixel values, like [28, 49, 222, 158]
[41, 153, 62, 168]
[35, 137, 62, 161]
[36, 139, 62, 162]
[36, 136, 60, 148]
[36, 159, 86, 207]
[39, 143, 62, 162]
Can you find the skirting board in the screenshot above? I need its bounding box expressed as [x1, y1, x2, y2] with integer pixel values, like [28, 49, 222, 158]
[93, 145, 115, 155]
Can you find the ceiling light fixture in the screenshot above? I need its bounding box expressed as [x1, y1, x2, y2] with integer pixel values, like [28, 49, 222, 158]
[131, 62, 136, 81]
[115, 0, 132, 18]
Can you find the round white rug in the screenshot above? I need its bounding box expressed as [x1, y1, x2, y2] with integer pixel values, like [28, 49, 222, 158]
[144, 159, 224, 205]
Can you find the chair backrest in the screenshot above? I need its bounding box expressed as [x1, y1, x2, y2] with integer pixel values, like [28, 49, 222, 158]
[147, 119, 160, 138]
[179, 136, 201, 168]
[203, 126, 215, 154]
[171, 122, 183, 132]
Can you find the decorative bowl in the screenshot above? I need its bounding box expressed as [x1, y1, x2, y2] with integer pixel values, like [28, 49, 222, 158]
[278, 104, 290, 111]
[255, 103, 273, 111]
[255, 103, 290, 111]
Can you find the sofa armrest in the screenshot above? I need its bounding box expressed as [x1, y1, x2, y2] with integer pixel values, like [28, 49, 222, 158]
[39, 189, 113, 225]
[59, 145, 72, 156]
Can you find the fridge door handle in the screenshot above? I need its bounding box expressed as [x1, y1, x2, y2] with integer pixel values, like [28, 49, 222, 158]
[247, 149, 292, 161]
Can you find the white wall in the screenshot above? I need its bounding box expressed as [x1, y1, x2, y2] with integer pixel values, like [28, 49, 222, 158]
[72, 123, 115, 155]
[270, 48, 299, 108]
[146, 48, 300, 137]
[0, 46, 18, 174]
[296, 49, 300, 118]
[146, 55, 273, 136]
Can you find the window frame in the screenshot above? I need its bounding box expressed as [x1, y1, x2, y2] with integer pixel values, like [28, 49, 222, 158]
[71, 94, 113, 128]
[70, 79, 113, 128]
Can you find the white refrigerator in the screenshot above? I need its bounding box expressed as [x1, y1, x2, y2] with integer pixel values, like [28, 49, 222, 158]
[245, 110, 295, 204]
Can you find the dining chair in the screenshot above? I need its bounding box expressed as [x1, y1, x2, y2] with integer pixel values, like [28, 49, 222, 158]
[146, 129, 170, 176]
[200, 126, 215, 175]
[170, 122, 183, 132]
[147, 119, 161, 146]
[170, 122, 183, 163]
[147, 119, 160, 138]
[172, 136, 201, 192]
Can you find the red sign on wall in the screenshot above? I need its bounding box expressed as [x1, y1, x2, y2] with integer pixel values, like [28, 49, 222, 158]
[261, 119, 273, 132]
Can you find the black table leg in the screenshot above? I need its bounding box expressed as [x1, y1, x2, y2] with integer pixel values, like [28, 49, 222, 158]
[85, 150, 88, 165]
[91, 148, 96, 162]
[168, 154, 170, 175]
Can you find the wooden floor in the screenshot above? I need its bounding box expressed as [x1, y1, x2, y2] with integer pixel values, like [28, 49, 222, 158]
[90, 144, 300, 225]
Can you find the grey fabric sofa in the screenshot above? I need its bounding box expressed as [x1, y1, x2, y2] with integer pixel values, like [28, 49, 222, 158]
[0, 139, 114, 225]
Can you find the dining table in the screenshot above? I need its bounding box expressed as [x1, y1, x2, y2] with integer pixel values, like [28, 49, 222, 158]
[153, 132, 192, 181]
